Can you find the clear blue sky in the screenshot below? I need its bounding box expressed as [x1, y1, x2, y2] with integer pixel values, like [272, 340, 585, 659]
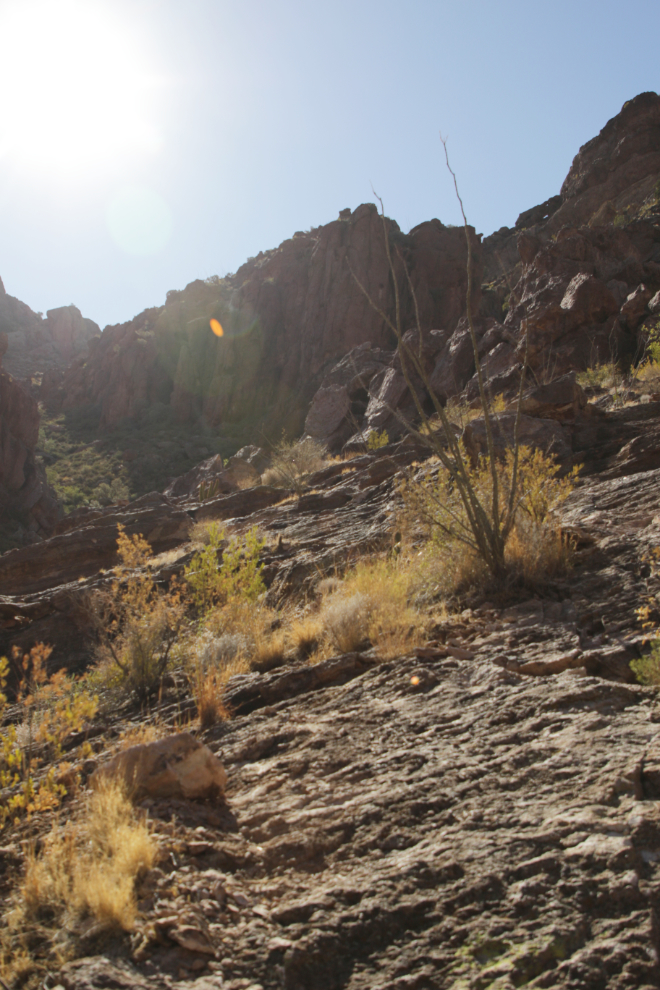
[0, 0, 658, 329]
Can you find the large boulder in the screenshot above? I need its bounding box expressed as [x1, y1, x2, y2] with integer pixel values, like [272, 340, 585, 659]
[90, 732, 227, 801]
[519, 372, 588, 421]
[560, 274, 619, 328]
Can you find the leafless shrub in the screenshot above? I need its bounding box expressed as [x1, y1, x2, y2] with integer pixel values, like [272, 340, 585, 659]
[261, 437, 326, 492]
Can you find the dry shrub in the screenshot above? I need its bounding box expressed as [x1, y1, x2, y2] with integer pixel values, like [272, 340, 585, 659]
[191, 665, 233, 728]
[402, 444, 579, 595]
[21, 779, 155, 932]
[316, 576, 342, 597]
[320, 559, 427, 659]
[189, 626, 250, 724]
[505, 517, 574, 583]
[288, 616, 324, 657]
[188, 519, 216, 545]
[204, 600, 284, 669]
[261, 437, 326, 492]
[89, 526, 184, 704]
[250, 629, 288, 673]
[322, 592, 370, 653]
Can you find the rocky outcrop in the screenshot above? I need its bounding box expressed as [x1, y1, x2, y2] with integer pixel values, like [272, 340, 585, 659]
[0, 276, 99, 380]
[0, 339, 61, 547]
[45, 207, 481, 438]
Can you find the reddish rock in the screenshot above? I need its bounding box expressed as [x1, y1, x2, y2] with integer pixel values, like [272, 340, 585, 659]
[560, 273, 619, 327]
[0, 347, 61, 541]
[551, 92, 660, 231]
[0, 287, 99, 381]
[48, 208, 481, 437]
[519, 372, 588, 421]
[621, 283, 653, 329]
[90, 732, 227, 800]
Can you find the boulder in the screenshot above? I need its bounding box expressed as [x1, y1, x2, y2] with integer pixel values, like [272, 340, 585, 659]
[560, 274, 619, 328]
[463, 413, 572, 463]
[648, 289, 660, 315]
[90, 732, 227, 801]
[164, 454, 238, 499]
[621, 283, 653, 330]
[519, 372, 588, 421]
[231, 444, 272, 474]
[304, 384, 351, 443]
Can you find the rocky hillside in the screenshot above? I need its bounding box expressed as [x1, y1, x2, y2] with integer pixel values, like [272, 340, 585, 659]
[4, 92, 660, 989]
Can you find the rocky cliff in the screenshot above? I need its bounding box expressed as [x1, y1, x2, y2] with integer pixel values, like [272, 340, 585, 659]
[42, 94, 660, 460]
[0, 332, 61, 550]
[0, 276, 100, 381]
[42, 205, 480, 438]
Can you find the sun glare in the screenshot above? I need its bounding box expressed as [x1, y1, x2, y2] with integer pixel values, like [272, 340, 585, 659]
[0, 0, 160, 176]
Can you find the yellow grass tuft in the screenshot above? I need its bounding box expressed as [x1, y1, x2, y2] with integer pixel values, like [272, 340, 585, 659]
[250, 628, 288, 672]
[21, 779, 155, 932]
[319, 558, 428, 659]
[288, 616, 324, 657]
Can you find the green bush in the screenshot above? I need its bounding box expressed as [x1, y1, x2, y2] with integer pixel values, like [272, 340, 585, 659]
[630, 644, 660, 686]
[184, 523, 265, 613]
[367, 429, 389, 450]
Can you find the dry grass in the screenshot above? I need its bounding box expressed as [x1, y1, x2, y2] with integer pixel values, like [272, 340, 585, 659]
[288, 616, 324, 657]
[261, 438, 326, 491]
[191, 664, 233, 728]
[505, 518, 574, 583]
[117, 723, 164, 750]
[318, 558, 428, 659]
[250, 628, 288, 672]
[188, 519, 220, 545]
[20, 779, 156, 933]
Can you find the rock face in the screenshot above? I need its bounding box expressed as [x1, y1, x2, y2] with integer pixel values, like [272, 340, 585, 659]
[0, 276, 100, 380]
[45, 206, 481, 437]
[90, 732, 227, 800]
[0, 341, 61, 546]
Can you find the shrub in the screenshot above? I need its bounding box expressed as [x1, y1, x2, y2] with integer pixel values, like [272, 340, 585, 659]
[577, 362, 622, 389]
[261, 437, 326, 492]
[401, 445, 579, 593]
[184, 523, 265, 613]
[319, 558, 427, 659]
[367, 429, 389, 450]
[89, 526, 184, 704]
[630, 645, 660, 686]
[322, 592, 371, 653]
[0, 645, 98, 826]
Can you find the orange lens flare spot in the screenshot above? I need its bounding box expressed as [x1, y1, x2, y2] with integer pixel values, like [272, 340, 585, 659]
[410, 676, 420, 686]
[210, 318, 224, 337]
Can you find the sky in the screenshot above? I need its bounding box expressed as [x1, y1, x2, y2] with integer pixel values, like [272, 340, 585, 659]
[0, 0, 659, 330]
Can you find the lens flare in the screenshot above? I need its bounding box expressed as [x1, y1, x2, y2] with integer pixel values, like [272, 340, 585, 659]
[210, 319, 224, 337]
